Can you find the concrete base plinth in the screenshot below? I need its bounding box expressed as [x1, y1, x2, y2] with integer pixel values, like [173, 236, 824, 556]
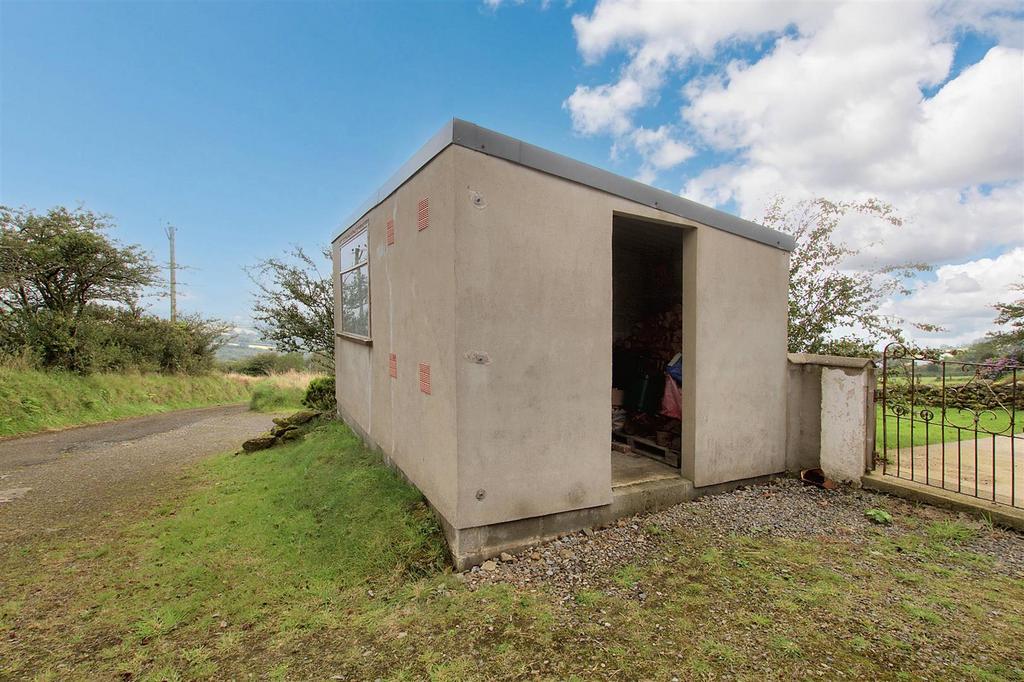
[444, 473, 779, 570]
[862, 471, 1024, 531]
[340, 403, 784, 569]
[442, 477, 693, 570]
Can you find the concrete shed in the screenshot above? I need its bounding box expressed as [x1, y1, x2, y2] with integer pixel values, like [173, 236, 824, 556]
[333, 119, 796, 567]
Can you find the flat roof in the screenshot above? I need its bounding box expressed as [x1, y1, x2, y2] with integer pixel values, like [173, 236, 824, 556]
[334, 118, 795, 252]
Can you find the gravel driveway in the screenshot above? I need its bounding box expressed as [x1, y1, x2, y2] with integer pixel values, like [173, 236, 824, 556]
[0, 405, 274, 544]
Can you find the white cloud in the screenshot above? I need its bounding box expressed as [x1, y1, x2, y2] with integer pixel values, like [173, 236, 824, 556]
[904, 46, 1024, 190]
[565, 1, 830, 138]
[944, 273, 983, 294]
[564, 69, 656, 136]
[937, 0, 1024, 49]
[677, 37, 1024, 267]
[483, 0, 526, 9]
[571, 0, 830, 63]
[484, 0, 568, 11]
[630, 126, 694, 169]
[622, 125, 695, 183]
[842, 182, 1024, 269]
[679, 37, 1022, 204]
[681, 3, 956, 190]
[882, 248, 1024, 347]
[567, 0, 1024, 345]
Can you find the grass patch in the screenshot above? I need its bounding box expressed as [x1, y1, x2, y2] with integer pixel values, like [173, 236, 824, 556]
[611, 564, 643, 588]
[4, 421, 1023, 679]
[574, 589, 604, 606]
[876, 404, 1024, 448]
[247, 376, 311, 413]
[770, 635, 804, 659]
[927, 521, 976, 544]
[0, 365, 252, 437]
[1, 421, 447, 678]
[902, 601, 944, 624]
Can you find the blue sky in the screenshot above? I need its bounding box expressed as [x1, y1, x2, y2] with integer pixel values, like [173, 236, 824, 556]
[2, 1, 1022, 345]
[2, 1, 605, 323]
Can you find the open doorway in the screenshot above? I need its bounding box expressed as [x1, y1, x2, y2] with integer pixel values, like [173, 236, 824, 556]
[611, 215, 684, 486]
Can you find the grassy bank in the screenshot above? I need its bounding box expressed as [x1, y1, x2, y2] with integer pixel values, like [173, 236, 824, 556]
[0, 365, 253, 438]
[2, 421, 1021, 680]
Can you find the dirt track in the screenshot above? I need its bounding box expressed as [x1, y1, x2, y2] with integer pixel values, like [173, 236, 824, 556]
[0, 405, 274, 544]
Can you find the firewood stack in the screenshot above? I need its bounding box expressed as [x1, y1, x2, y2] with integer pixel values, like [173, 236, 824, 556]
[615, 303, 682, 362]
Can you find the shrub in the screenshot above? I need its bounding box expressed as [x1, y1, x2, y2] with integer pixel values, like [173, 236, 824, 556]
[86, 307, 227, 374]
[302, 376, 336, 412]
[2, 303, 226, 375]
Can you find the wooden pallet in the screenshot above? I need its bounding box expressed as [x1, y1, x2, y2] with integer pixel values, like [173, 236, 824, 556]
[612, 430, 681, 468]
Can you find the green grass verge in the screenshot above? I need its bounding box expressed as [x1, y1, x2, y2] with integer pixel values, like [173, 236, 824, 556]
[1, 421, 449, 678]
[876, 404, 1024, 448]
[3, 421, 1022, 680]
[0, 365, 252, 437]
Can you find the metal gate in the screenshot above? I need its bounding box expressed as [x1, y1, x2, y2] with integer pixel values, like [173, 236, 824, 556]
[879, 342, 1022, 508]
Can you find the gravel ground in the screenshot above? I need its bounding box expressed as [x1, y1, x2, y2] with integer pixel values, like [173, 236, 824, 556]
[463, 478, 1024, 600]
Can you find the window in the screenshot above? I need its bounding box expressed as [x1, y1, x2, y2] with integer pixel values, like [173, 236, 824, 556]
[339, 225, 370, 339]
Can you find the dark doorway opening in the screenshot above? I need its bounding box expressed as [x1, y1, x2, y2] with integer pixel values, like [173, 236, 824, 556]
[611, 215, 684, 485]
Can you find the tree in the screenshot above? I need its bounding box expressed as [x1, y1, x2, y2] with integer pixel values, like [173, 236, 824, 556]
[762, 197, 937, 357]
[987, 279, 1024, 362]
[0, 206, 159, 370]
[247, 246, 334, 362]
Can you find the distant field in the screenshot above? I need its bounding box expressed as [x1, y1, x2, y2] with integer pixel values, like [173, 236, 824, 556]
[882, 375, 974, 386]
[0, 365, 254, 438]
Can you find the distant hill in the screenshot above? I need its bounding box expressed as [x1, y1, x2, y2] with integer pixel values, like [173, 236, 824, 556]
[217, 327, 276, 361]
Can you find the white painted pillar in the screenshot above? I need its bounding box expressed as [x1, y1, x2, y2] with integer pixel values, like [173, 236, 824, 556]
[820, 367, 871, 484]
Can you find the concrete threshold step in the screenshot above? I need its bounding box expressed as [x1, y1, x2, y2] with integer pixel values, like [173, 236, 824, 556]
[612, 476, 695, 517]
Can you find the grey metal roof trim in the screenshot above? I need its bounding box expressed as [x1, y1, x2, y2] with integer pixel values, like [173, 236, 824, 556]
[334, 118, 795, 252]
[334, 120, 454, 244]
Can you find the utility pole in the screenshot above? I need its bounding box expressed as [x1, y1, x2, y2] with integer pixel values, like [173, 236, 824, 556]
[164, 223, 177, 323]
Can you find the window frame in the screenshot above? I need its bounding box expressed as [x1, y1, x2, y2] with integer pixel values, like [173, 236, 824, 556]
[337, 222, 371, 343]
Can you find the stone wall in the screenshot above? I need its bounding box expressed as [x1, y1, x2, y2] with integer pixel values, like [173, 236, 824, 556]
[883, 379, 1024, 410]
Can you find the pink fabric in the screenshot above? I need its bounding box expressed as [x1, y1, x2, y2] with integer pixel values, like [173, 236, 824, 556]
[660, 373, 681, 419]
